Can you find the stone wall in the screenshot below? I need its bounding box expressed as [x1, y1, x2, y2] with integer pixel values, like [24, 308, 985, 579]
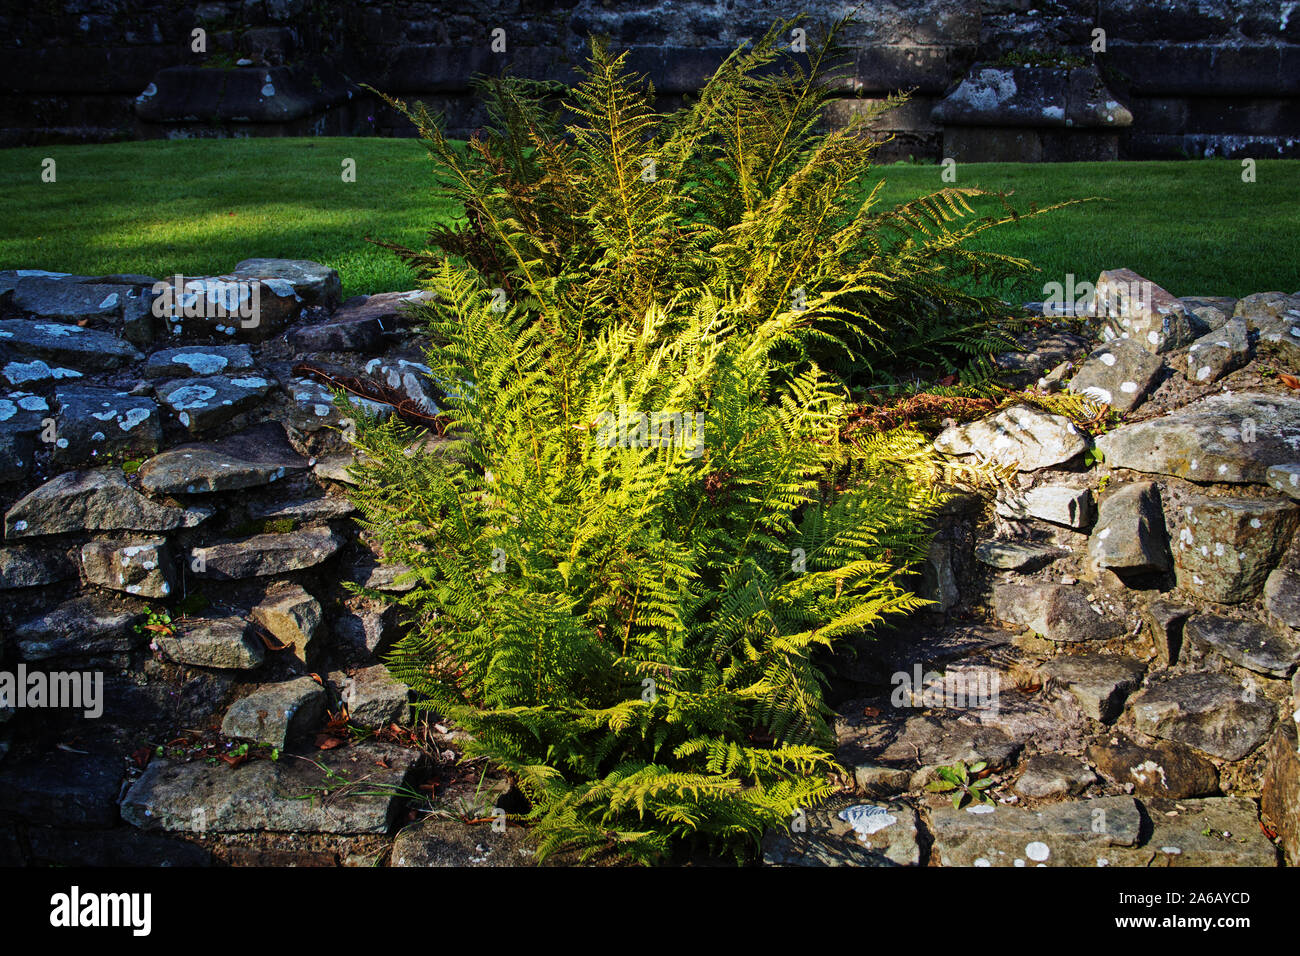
[2, 1, 1298, 159]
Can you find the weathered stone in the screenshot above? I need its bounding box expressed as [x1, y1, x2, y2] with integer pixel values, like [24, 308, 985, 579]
[1261, 718, 1300, 866]
[761, 798, 920, 867]
[1013, 753, 1097, 799]
[333, 604, 402, 656]
[1267, 463, 1300, 500]
[1088, 481, 1170, 574]
[156, 373, 274, 432]
[138, 422, 307, 494]
[991, 580, 1127, 643]
[80, 537, 176, 599]
[142, 343, 255, 379]
[251, 584, 323, 666]
[1179, 296, 1235, 333]
[190, 525, 344, 579]
[1094, 268, 1196, 353]
[996, 483, 1093, 528]
[1264, 565, 1300, 630]
[1110, 797, 1277, 867]
[919, 538, 959, 611]
[1234, 291, 1300, 324]
[51, 385, 161, 467]
[0, 544, 75, 589]
[10, 277, 134, 324]
[1095, 392, 1300, 484]
[391, 817, 553, 867]
[930, 796, 1141, 867]
[12, 592, 147, 661]
[0, 357, 83, 388]
[287, 289, 431, 351]
[0, 318, 142, 369]
[1173, 495, 1299, 602]
[994, 330, 1090, 382]
[852, 764, 914, 797]
[313, 453, 359, 484]
[232, 258, 341, 309]
[1182, 318, 1250, 384]
[1183, 613, 1300, 678]
[122, 741, 420, 834]
[4, 468, 211, 537]
[837, 712, 1021, 780]
[221, 676, 327, 748]
[285, 375, 391, 433]
[360, 357, 443, 415]
[975, 540, 1066, 571]
[1142, 598, 1193, 666]
[0, 423, 34, 482]
[931, 65, 1132, 130]
[1068, 338, 1164, 412]
[154, 275, 302, 343]
[934, 404, 1087, 471]
[153, 616, 264, 670]
[337, 664, 410, 728]
[0, 752, 123, 827]
[1086, 734, 1219, 799]
[1040, 654, 1146, 722]
[1253, 314, 1300, 369]
[249, 494, 355, 522]
[1129, 671, 1275, 760]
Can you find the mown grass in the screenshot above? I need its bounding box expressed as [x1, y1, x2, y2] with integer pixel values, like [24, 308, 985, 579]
[1, 138, 1297, 301]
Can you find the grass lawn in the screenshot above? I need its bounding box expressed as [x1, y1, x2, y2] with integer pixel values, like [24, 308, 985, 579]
[1, 138, 1297, 301]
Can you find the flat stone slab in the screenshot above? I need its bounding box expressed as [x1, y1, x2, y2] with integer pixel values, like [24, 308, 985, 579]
[80, 537, 175, 598]
[1068, 338, 1164, 412]
[761, 798, 920, 866]
[934, 404, 1088, 471]
[996, 483, 1093, 528]
[1013, 753, 1097, 799]
[249, 494, 356, 522]
[991, 580, 1127, 642]
[1183, 318, 1250, 384]
[975, 540, 1067, 571]
[930, 796, 1141, 867]
[0, 319, 142, 369]
[0, 752, 124, 827]
[336, 664, 410, 728]
[222, 675, 327, 748]
[232, 258, 341, 309]
[52, 385, 161, 467]
[191, 525, 344, 579]
[1095, 392, 1300, 484]
[154, 616, 265, 670]
[143, 344, 255, 379]
[1183, 613, 1300, 677]
[1086, 734, 1219, 799]
[1129, 671, 1276, 761]
[156, 374, 274, 432]
[288, 289, 431, 351]
[137, 422, 307, 494]
[12, 592, 147, 661]
[10, 276, 139, 324]
[121, 741, 421, 834]
[1, 357, 84, 388]
[391, 817, 557, 867]
[0, 543, 76, 589]
[1040, 654, 1146, 722]
[5, 468, 211, 537]
[836, 711, 1021, 779]
[1110, 797, 1277, 867]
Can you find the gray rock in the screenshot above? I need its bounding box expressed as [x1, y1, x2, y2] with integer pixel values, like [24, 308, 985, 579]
[1183, 613, 1300, 678]
[0, 425, 34, 482]
[1172, 495, 1299, 602]
[13, 593, 147, 661]
[0, 752, 124, 827]
[153, 275, 303, 343]
[285, 375, 391, 434]
[990, 580, 1126, 642]
[250, 584, 323, 665]
[137, 423, 307, 494]
[4, 468, 211, 537]
[313, 453, 359, 484]
[390, 817, 551, 867]
[1095, 392, 1300, 484]
[1234, 291, 1300, 324]
[1253, 315, 1300, 368]
[80, 537, 176, 599]
[0, 318, 142, 369]
[852, 764, 914, 796]
[1086, 734, 1219, 799]
[232, 258, 341, 309]
[933, 404, 1088, 471]
[921, 538, 959, 610]
[122, 741, 420, 834]
[1264, 565, 1300, 630]
[221, 676, 327, 748]
[1041, 654, 1147, 722]
[0, 356, 83, 388]
[836, 712, 1021, 782]
[996, 483, 1093, 528]
[1179, 296, 1235, 333]
[975, 540, 1067, 571]
[1088, 481, 1170, 574]
[1142, 598, 1193, 666]
[288, 289, 430, 351]
[142, 344, 254, 379]
[1110, 797, 1277, 867]
[1093, 269, 1196, 354]
[360, 357, 443, 415]
[1129, 671, 1276, 760]
[333, 604, 403, 656]
[153, 616, 264, 670]
[1261, 719, 1300, 865]
[189, 525, 343, 579]
[52, 385, 161, 467]
[1068, 338, 1164, 412]
[761, 798, 920, 866]
[1013, 753, 1097, 798]
[336, 664, 410, 728]
[929, 796, 1141, 867]
[249, 494, 356, 522]
[347, 554, 418, 593]
[155, 373, 274, 433]
[0, 544, 76, 589]
[1267, 463, 1300, 500]
[1183, 318, 1250, 384]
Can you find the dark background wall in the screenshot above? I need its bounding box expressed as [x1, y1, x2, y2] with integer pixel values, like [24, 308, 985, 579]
[2, 1, 1298, 159]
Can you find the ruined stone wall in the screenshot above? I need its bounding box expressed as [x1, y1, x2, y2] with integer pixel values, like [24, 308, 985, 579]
[2, 1, 1298, 158]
